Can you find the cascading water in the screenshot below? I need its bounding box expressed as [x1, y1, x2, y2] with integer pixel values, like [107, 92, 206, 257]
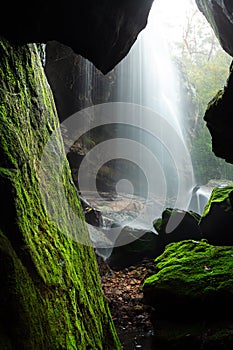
[116, 5, 184, 136]
[72, 0, 196, 255]
[102, 3, 194, 223]
[189, 185, 213, 215]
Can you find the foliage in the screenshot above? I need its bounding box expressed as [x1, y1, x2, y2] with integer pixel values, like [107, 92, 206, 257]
[172, 5, 233, 184]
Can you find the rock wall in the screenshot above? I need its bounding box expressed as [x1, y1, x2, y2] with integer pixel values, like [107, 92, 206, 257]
[45, 41, 116, 121]
[195, 0, 233, 164]
[1, 0, 154, 74]
[203, 64, 233, 163]
[0, 37, 121, 349]
[195, 0, 233, 57]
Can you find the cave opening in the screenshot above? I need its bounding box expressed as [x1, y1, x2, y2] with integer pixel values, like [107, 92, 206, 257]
[42, 0, 233, 349]
[45, 0, 233, 253]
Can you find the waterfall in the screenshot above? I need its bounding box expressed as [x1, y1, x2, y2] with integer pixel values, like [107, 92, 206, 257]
[61, 1, 195, 252]
[107, 2, 195, 225]
[189, 185, 212, 215]
[116, 5, 184, 135]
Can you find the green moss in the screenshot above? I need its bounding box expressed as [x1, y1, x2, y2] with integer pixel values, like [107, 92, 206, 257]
[144, 239, 233, 287]
[0, 37, 121, 349]
[206, 88, 224, 111]
[143, 239, 233, 317]
[142, 239, 233, 348]
[201, 185, 233, 219]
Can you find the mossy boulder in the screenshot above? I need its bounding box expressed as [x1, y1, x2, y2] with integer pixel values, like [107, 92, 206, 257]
[154, 208, 201, 245]
[142, 239, 233, 349]
[0, 37, 121, 349]
[200, 186, 233, 245]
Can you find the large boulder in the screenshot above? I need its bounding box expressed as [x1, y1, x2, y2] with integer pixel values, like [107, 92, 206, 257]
[199, 185, 233, 245]
[108, 208, 203, 270]
[1, 0, 154, 74]
[143, 239, 233, 349]
[107, 227, 163, 270]
[154, 208, 201, 245]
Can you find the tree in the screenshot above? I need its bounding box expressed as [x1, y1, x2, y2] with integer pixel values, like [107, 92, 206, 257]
[172, 4, 233, 184]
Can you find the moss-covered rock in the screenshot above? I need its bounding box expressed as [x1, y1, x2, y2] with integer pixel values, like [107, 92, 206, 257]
[0, 37, 121, 349]
[142, 239, 233, 349]
[200, 186, 233, 245]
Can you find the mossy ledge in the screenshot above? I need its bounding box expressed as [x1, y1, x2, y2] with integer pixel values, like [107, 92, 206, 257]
[0, 37, 121, 350]
[142, 239, 233, 349]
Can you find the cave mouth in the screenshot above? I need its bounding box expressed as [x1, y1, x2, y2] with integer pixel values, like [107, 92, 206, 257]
[51, 0, 233, 253]
[43, 2, 233, 345]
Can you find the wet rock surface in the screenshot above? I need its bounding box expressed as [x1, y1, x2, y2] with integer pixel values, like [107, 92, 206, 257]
[107, 229, 163, 271]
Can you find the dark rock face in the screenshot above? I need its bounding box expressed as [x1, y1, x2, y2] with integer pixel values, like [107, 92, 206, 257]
[79, 195, 104, 227]
[1, 0, 154, 74]
[195, 0, 233, 57]
[199, 185, 233, 245]
[154, 208, 201, 245]
[107, 228, 163, 270]
[203, 65, 233, 163]
[195, 0, 233, 164]
[45, 41, 116, 121]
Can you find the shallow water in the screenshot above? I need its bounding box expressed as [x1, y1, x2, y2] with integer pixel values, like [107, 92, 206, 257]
[118, 328, 155, 350]
[81, 190, 162, 230]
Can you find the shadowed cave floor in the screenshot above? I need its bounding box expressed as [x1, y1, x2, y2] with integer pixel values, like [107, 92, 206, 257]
[98, 258, 157, 349]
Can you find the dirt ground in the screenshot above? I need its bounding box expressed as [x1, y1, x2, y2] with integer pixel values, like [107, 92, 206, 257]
[98, 257, 157, 349]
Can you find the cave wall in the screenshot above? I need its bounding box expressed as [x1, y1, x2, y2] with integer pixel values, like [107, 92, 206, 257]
[0, 37, 121, 349]
[195, 0, 233, 58]
[1, 0, 233, 347]
[1, 0, 154, 74]
[0, 1, 159, 348]
[45, 41, 116, 121]
[195, 0, 233, 164]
